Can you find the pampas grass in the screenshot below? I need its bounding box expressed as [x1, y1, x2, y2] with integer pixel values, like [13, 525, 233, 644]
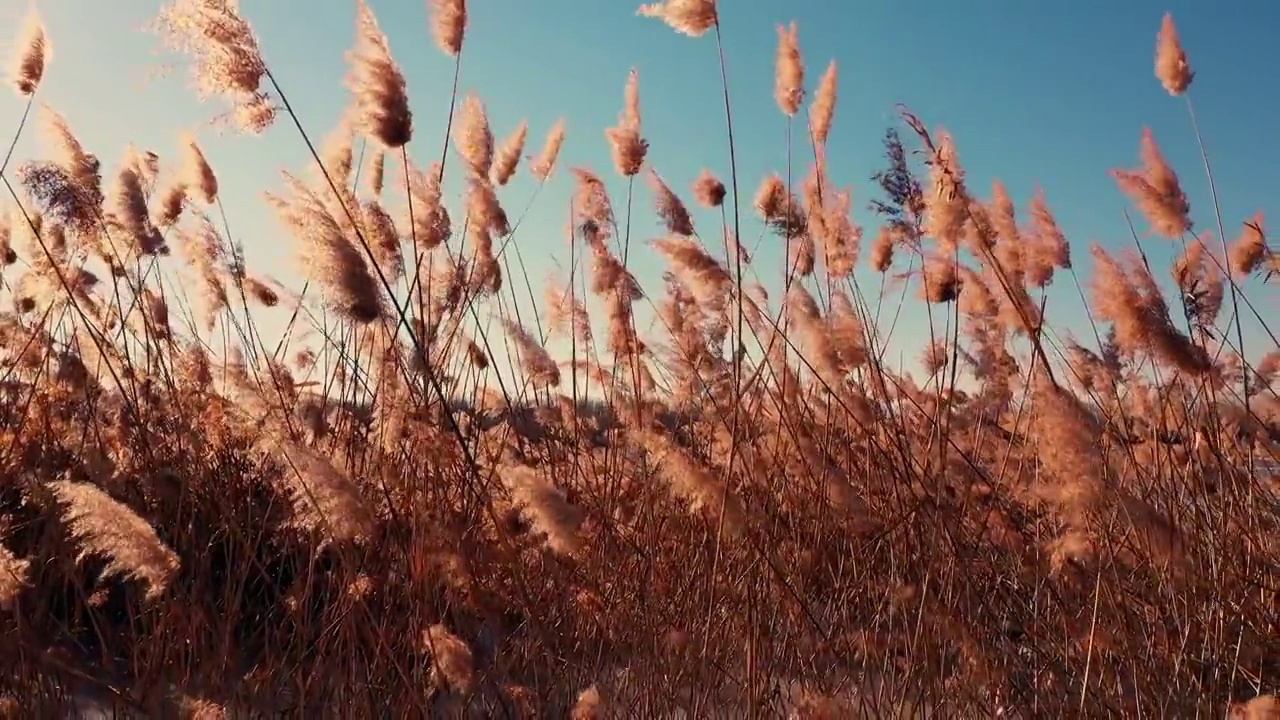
[0, 3, 1275, 717]
[49, 480, 180, 601]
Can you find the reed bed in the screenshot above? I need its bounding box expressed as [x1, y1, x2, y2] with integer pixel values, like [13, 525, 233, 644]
[0, 1, 1276, 717]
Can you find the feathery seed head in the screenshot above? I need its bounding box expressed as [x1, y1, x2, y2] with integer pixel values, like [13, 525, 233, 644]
[9, 6, 49, 96]
[1228, 212, 1267, 277]
[606, 69, 648, 177]
[50, 480, 180, 601]
[502, 464, 583, 554]
[405, 161, 451, 249]
[648, 170, 694, 236]
[1026, 188, 1071, 285]
[455, 94, 494, 177]
[1111, 128, 1191, 239]
[180, 133, 219, 204]
[530, 118, 566, 181]
[0, 543, 30, 609]
[347, 0, 414, 148]
[1155, 13, 1193, 96]
[491, 120, 528, 186]
[154, 0, 272, 130]
[809, 60, 838, 144]
[422, 624, 475, 693]
[429, 0, 467, 57]
[692, 169, 726, 208]
[774, 22, 804, 116]
[637, 0, 717, 37]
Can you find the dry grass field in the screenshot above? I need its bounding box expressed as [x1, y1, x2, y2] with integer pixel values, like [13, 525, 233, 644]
[0, 1, 1277, 717]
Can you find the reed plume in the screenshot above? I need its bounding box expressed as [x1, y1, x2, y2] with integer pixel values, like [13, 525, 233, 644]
[180, 133, 219, 205]
[9, 6, 49, 97]
[267, 173, 382, 323]
[1228, 212, 1267, 277]
[1111, 128, 1191, 239]
[809, 60, 838, 144]
[454, 94, 494, 178]
[429, 0, 467, 57]
[154, 0, 273, 131]
[502, 464, 584, 555]
[405, 161, 451, 250]
[774, 22, 804, 116]
[50, 480, 180, 601]
[346, 0, 413, 148]
[1155, 13, 1193, 96]
[637, 0, 718, 37]
[692, 169, 726, 208]
[422, 624, 474, 694]
[606, 69, 647, 177]
[648, 170, 694, 236]
[0, 544, 30, 610]
[529, 119, 567, 181]
[491, 120, 528, 186]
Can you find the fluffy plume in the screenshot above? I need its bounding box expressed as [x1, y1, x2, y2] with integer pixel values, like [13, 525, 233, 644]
[1155, 13, 1193, 96]
[869, 225, 894, 272]
[243, 274, 281, 307]
[637, 0, 717, 37]
[105, 159, 165, 259]
[0, 543, 31, 609]
[1029, 377, 1107, 522]
[1025, 188, 1071, 285]
[505, 319, 560, 387]
[346, 0, 413, 148]
[692, 169, 726, 208]
[1228, 212, 1267, 277]
[754, 174, 806, 239]
[631, 429, 745, 535]
[1111, 128, 1191, 239]
[23, 106, 103, 236]
[529, 118, 566, 181]
[502, 464, 584, 555]
[263, 433, 375, 543]
[923, 130, 968, 249]
[774, 22, 804, 116]
[175, 214, 230, 331]
[405, 161, 452, 249]
[366, 147, 385, 195]
[572, 686, 606, 719]
[318, 113, 356, 184]
[9, 6, 49, 96]
[572, 168, 615, 241]
[50, 480, 180, 600]
[422, 624, 474, 693]
[545, 281, 592, 343]
[267, 173, 382, 323]
[429, 0, 467, 57]
[648, 170, 694, 236]
[652, 235, 733, 309]
[809, 60, 838, 144]
[606, 69, 647, 177]
[154, 0, 273, 131]
[454, 94, 494, 178]
[491, 120, 528, 186]
[1089, 244, 1209, 374]
[1171, 234, 1224, 328]
[180, 133, 219, 204]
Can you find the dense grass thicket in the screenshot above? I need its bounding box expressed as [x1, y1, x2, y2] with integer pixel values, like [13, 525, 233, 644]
[0, 1, 1277, 717]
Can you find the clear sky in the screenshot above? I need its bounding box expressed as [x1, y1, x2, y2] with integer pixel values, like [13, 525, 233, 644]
[1, 0, 1275, 388]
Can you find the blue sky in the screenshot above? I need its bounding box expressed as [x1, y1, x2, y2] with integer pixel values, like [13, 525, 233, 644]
[1, 0, 1275, 386]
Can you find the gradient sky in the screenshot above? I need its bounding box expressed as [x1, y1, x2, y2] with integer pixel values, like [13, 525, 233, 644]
[1, 0, 1276, 388]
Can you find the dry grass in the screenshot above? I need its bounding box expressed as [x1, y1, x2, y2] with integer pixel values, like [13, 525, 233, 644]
[0, 2, 1277, 717]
